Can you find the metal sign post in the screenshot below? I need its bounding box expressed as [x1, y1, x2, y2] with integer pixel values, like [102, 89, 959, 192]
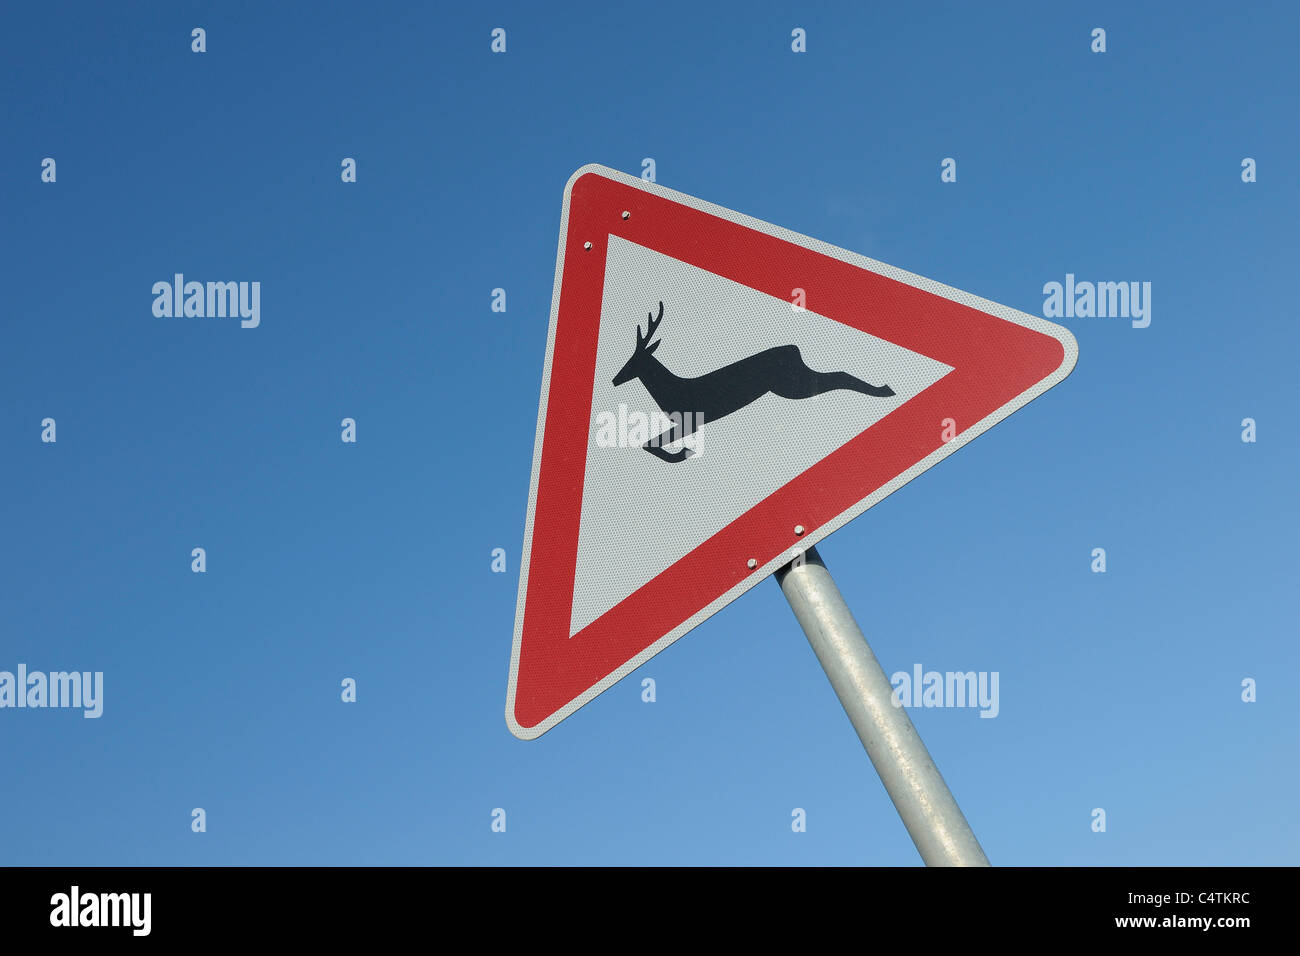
[776, 546, 990, 867]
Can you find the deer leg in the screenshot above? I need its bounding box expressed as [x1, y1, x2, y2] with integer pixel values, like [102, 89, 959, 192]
[776, 369, 895, 400]
[642, 420, 697, 463]
[823, 370, 895, 398]
[643, 443, 692, 463]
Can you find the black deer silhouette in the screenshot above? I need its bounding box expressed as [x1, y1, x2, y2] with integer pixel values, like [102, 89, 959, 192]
[611, 301, 895, 462]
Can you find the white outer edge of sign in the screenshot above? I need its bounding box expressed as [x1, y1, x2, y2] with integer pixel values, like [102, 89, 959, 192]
[505, 163, 1079, 740]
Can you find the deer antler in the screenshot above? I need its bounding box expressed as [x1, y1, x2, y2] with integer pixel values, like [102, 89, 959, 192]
[638, 301, 664, 349]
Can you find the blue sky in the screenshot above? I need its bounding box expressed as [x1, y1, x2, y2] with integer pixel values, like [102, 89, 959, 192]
[2, 1, 1297, 865]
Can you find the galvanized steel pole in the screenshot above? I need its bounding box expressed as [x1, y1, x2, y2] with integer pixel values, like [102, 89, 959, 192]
[775, 546, 990, 867]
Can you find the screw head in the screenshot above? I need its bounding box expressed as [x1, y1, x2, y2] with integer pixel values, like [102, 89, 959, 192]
[621, 211, 630, 220]
[583, 241, 592, 250]
[794, 525, 805, 535]
[747, 558, 757, 570]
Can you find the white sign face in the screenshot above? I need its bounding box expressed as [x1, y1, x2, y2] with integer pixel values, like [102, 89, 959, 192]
[507, 164, 1076, 740]
[570, 234, 953, 636]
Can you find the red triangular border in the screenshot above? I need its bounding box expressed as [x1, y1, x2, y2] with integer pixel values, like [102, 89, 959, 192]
[509, 168, 1071, 735]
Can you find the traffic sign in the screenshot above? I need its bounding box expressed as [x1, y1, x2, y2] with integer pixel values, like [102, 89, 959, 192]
[506, 163, 1077, 739]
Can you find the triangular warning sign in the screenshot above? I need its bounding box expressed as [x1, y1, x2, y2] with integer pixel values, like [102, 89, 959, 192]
[507, 164, 1077, 739]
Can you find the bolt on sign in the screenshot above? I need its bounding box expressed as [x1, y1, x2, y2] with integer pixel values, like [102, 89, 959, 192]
[506, 164, 1077, 739]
